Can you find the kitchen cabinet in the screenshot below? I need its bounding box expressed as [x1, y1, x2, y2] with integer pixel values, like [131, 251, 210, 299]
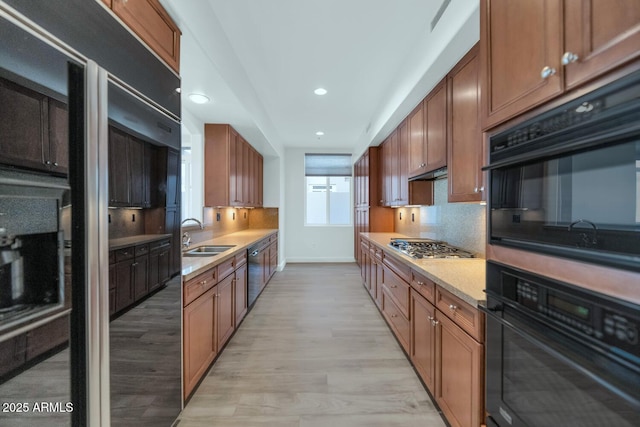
[447, 44, 484, 203]
[182, 250, 250, 399]
[107, 0, 181, 73]
[109, 237, 171, 316]
[216, 273, 235, 350]
[435, 309, 483, 427]
[0, 77, 69, 175]
[108, 126, 159, 208]
[234, 261, 248, 326]
[481, 0, 640, 130]
[148, 238, 171, 292]
[112, 244, 149, 312]
[408, 79, 447, 178]
[360, 236, 485, 427]
[183, 284, 216, 398]
[204, 124, 264, 208]
[353, 147, 394, 264]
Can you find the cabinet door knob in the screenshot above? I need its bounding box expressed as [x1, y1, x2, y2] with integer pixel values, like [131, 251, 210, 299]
[541, 66, 556, 79]
[474, 187, 478, 193]
[53, 162, 59, 166]
[449, 304, 457, 311]
[45, 161, 51, 165]
[561, 52, 579, 65]
[431, 319, 439, 327]
[417, 281, 424, 286]
[427, 316, 434, 321]
[479, 186, 484, 192]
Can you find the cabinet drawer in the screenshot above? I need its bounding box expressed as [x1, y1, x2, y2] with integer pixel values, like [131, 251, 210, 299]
[135, 244, 149, 257]
[411, 269, 436, 304]
[383, 252, 410, 282]
[115, 246, 135, 262]
[382, 289, 410, 353]
[235, 251, 247, 267]
[382, 265, 410, 319]
[436, 287, 484, 342]
[361, 239, 369, 250]
[374, 247, 383, 262]
[150, 239, 171, 252]
[217, 257, 235, 281]
[184, 267, 217, 306]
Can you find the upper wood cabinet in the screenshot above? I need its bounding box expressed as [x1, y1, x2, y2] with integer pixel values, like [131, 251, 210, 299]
[204, 124, 263, 208]
[0, 78, 68, 176]
[447, 44, 484, 203]
[105, 0, 181, 73]
[408, 79, 447, 178]
[481, 0, 640, 130]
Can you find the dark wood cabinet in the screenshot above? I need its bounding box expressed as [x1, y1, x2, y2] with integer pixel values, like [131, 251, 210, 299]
[128, 136, 146, 207]
[149, 239, 171, 292]
[109, 126, 164, 208]
[165, 207, 181, 277]
[204, 124, 263, 207]
[109, 238, 170, 316]
[481, 0, 640, 130]
[0, 77, 68, 175]
[447, 44, 484, 203]
[114, 257, 135, 312]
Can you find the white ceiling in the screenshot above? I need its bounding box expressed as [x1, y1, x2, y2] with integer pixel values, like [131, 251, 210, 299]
[161, 0, 480, 159]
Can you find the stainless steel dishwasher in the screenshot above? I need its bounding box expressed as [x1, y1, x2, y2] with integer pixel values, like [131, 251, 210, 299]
[247, 237, 270, 307]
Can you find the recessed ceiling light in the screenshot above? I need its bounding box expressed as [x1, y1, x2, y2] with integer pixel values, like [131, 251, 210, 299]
[316, 131, 325, 136]
[314, 88, 327, 96]
[188, 93, 210, 104]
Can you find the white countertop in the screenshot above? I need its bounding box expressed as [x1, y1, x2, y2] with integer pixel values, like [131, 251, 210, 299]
[361, 232, 486, 306]
[181, 229, 278, 281]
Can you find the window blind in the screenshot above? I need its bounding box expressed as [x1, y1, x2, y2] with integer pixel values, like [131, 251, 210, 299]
[304, 153, 352, 177]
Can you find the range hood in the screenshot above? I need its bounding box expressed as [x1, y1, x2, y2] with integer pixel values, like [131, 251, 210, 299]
[408, 166, 447, 181]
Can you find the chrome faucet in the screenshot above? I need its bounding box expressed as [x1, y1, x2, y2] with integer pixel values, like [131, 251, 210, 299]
[181, 218, 204, 249]
[181, 218, 204, 229]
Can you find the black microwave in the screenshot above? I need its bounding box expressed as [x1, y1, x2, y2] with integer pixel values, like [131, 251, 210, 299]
[485, 70, 640, 272]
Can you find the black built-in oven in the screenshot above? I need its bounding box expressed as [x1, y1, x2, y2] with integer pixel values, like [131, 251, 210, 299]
[486, 69, 640, 272]
[483, 261, 640, 427]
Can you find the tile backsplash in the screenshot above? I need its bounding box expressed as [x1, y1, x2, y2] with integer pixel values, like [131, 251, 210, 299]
[108, 208, 146, 239]
[188, 207, 278, 245]
[394, 179, 486, 257]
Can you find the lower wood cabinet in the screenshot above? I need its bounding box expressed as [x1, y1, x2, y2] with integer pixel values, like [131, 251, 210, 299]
[216, 273, 235, 350]
[435, 309, 483, 427]
[182, 249, 252, 400]
[361, 237, 485, 427]
[411, 290, 437, 392]
[234, 262, 248, 325]
[109, 238, 172, 317]
[183, 285, 216, 398]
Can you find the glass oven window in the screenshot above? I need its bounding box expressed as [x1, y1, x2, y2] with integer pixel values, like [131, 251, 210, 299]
[491, 140, 640, 258]
[502, 328, 638, 427]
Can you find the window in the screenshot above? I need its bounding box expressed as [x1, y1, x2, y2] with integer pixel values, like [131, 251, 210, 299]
[304, 154, 352, 225]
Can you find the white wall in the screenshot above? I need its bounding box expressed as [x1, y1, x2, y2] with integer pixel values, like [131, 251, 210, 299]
[284, 147, 354, 263]
[181, 109, 204, 221]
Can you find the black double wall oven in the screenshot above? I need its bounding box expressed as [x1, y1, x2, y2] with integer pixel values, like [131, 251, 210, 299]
[484, 70, 640, 426]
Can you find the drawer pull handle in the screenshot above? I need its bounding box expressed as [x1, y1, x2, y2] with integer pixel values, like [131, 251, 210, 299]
[390, 285, 397, 288]
[427, 316, 434, 321]
[449, 304, 457, 311]
[200, 280, 207, 286]
[391, 314, 398, 318]
[417, 281, 424, 286]
[431, 319, 439, 327]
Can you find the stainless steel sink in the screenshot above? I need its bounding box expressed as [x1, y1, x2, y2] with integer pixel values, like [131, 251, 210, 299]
[183, 245, 236, 257]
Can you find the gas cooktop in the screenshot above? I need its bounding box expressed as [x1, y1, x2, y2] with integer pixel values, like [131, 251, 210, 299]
[388, 238, 474, 259]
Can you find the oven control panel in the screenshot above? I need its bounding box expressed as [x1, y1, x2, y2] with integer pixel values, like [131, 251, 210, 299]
[491, 263, 640, 357]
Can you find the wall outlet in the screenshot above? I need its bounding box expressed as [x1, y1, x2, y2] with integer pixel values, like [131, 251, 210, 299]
[216, 212, 221, 221]
[232, 212, 236, 220]
[412, 213, 415, 222]
[132, 213, 136, 222]
[244, 211, 247, 219]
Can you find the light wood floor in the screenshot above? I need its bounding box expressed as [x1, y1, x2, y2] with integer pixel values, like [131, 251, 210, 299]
[176, 263, 446, 427]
